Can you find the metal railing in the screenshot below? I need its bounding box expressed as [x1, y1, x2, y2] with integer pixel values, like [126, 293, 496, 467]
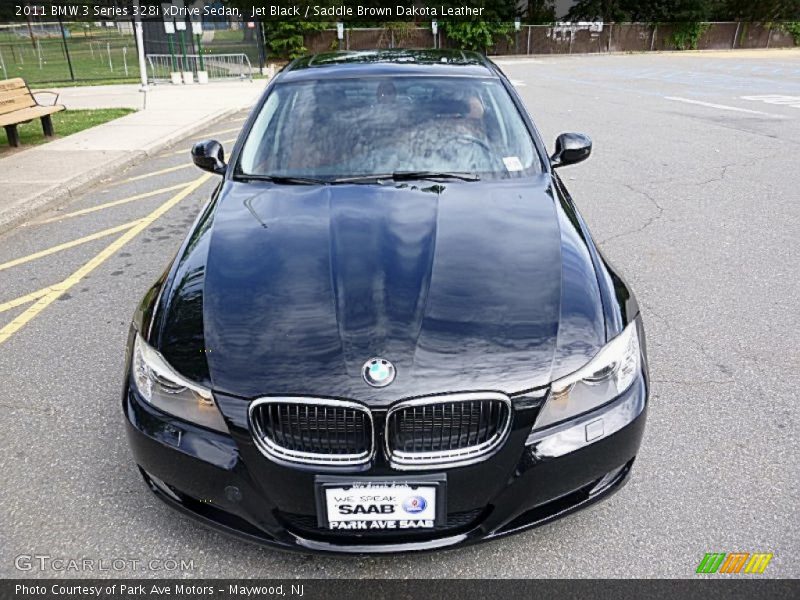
[145, 53, 252, 83]
[493, 22, 797, 54]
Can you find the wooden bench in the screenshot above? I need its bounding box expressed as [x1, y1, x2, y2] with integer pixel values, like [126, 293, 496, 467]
[0, 78, 65, 147]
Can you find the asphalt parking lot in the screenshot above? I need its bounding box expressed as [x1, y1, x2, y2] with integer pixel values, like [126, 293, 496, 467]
[0, 49, 798, 578]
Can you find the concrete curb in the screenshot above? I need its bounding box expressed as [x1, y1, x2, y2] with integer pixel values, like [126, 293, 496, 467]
[0, 106, 240, 236]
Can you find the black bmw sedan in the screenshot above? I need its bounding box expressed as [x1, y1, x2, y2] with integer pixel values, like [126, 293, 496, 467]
[123, 50, 648, 553]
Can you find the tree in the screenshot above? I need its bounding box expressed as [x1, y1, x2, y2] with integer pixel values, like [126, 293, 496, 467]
[525, 1, 557, 22]
[566, 0, 800, 22]
[711, 0, 800, 21]
[566, 0, 632, 21]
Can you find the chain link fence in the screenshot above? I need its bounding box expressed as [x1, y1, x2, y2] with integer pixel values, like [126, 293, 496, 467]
[0, 20, 263, 85]
[1, 21, 796, 85]
[307, 22, 797, 56]
[0, 22, 139, 84]
[304, 27, 439, 54]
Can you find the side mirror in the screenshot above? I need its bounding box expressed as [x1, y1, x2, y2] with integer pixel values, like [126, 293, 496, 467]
[191, 140, 226, 175]
[551, 133, 592, 168]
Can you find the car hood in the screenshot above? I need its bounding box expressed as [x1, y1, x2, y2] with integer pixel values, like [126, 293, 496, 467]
[166, 175, 605, 405]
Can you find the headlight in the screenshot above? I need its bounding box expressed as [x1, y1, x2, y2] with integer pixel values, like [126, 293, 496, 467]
[131, 333, 229, 433]
[533, 320, 641, 430]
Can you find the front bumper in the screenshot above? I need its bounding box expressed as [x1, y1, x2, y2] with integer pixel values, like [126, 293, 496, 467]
[123, 373, 648, 554]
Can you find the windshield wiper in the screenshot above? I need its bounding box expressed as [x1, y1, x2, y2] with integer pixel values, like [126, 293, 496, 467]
[235, 174, 330, 185]
[391, 171, 480, 182]
[333, 171, 480, 184]
[238, 172, 481, 185]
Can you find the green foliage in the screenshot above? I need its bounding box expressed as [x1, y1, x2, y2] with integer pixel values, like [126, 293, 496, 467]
[715, 1, 800, 21]
[474, 0, 519, 20]
[523, 0, 556, 25]
[778, 22, 800, 44]
[224, 0, 327, 59]
[567, 0, 631, 21]
[564, 0, 800, 22]
[443, 22, 513, 53]
[524, 1, 557, 23]
[646, 0, 713, 22]
[670, 21, 710, 49]
[261, 21, 328, 60]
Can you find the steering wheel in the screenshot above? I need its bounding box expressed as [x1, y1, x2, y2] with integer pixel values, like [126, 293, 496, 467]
[438, 134, 497, 166]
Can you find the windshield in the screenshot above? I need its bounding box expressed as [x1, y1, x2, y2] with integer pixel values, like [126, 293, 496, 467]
[237, 76, 542, 181]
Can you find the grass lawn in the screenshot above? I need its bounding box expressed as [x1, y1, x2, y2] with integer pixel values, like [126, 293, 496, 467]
[0, 108, 134, 156]
[1, 32, 140, 85]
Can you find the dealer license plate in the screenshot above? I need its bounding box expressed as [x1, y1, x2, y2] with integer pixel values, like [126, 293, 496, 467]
[320, 482, 439, 531]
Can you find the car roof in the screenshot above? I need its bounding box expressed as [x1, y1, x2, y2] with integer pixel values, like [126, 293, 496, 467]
[279, 49, 499, 82]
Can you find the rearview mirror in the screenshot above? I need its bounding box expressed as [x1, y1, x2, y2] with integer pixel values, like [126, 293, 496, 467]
[191, 140, 226, 175]
[551, 133, 592, 168]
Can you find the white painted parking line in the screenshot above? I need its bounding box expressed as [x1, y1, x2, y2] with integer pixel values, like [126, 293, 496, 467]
[663, 96, 782, 117]
[494, 59, 544, 65]
[741, 95, 800, 109]
[510, 79, 527, 88]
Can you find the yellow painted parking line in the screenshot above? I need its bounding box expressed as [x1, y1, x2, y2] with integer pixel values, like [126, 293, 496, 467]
[34, 183, 190, 225]
[123, 163, 193, 183]
[167, 146, 192, 157]
[0, 287, 51, 314]
[0, 221, 141, 273]
[206, 126, 241, 137]
[160, 127, 240, 155]
[0, 173, 212, 347]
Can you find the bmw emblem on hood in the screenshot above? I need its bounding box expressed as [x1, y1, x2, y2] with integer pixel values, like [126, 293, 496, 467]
[362, 358, 396, 388]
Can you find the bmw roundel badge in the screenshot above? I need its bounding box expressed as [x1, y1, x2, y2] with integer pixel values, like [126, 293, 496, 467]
[362, 357, 396, 388]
